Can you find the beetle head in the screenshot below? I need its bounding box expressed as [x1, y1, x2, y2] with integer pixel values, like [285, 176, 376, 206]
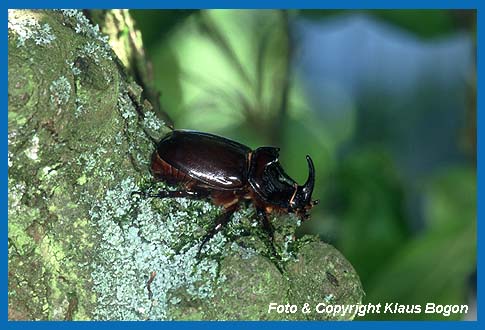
[289, 155, 319, 219]
[248, 148, 318, 219]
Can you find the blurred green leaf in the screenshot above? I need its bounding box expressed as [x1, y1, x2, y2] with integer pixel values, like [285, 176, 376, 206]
[363, 166, 476, 320]
[130, 10, 195, 49]
[423, 167, 476, 232]
[363, 219, 475, 320]
[371, 10, 456, 38]
[329, 148, 410, 286]
[148, 46, 184, 123]
[147, 10, 295, 136]
[298, 10, 473, 38]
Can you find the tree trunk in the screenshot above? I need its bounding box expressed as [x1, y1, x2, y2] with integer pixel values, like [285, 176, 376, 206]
[8, 9, 363, 320]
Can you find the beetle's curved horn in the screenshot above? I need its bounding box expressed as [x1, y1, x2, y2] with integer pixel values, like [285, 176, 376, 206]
[301, 155, 315, 203]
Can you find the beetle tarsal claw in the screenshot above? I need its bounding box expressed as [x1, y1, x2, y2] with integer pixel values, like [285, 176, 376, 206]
[130, 191, 146, 199]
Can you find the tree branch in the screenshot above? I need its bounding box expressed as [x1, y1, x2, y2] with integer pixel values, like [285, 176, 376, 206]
[8, 9, 363, 320]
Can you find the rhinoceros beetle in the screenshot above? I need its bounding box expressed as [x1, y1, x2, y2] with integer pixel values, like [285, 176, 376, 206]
[142, 129, 318, 255]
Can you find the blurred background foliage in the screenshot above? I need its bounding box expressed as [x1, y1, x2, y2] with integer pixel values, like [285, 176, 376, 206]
[130, 9, 476, 320]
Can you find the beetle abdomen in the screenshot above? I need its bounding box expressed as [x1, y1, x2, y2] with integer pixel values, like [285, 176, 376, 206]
[153, 130, 252, 190]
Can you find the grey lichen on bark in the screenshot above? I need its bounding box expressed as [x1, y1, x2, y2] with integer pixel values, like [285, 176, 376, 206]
[8, 9, 363, 321]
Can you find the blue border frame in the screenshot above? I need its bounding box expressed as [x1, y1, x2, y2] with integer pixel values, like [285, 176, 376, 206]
[4, 0, 481, 328]
[2, 0, 482, 9]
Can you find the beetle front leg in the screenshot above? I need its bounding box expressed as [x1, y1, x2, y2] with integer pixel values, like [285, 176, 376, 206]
[133, 189, 210, 200]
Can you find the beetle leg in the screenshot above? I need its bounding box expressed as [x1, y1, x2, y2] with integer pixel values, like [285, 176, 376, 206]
[256, 208, 285, 273]
[197, 205, 238, 258]
[145, 189, 210, 199]
[257, 208, 275, 242]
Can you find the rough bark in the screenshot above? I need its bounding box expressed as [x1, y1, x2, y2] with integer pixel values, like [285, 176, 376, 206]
[8, 9, 363, 320]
